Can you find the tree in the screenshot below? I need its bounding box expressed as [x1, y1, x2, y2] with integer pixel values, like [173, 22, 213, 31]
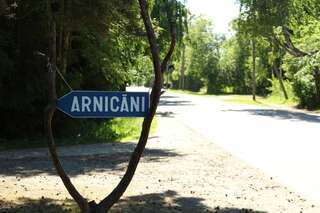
[0, 0, 148, 139]
[181, 16, 223, 93]
[251, 38, 257, 100]
[45, 0, 180, 212]
[238, 0, 320, 107]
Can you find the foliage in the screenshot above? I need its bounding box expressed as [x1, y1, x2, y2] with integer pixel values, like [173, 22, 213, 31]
[267, 77, 297, 105]
[229, 0, 320, 108]
[0, 117, 157, 151]
[0, 0, 188, 141]
[292, 64, 319, 108]
[178, 16, 223, 93]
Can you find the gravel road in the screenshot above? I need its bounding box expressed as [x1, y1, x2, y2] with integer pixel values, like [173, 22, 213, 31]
[0, 91, 319, 212]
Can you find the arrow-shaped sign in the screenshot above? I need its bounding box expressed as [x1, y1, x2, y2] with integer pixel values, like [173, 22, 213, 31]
[57, 91, 150, 118]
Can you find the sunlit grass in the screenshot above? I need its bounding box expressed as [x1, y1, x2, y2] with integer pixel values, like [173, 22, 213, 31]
[111, 117, 157, 142]
[219, 94, 298, 108]
[170, 79, 301, 109]
[168, 89, 206, 96]
[218, 95, 268, 106]
[216, 79, 299, 107]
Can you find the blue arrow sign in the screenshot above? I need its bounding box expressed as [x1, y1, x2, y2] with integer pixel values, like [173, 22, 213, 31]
[57, 91, 150, 118]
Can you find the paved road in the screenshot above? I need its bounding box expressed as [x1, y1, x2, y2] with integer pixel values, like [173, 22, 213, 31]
[157, 91, 320, 204]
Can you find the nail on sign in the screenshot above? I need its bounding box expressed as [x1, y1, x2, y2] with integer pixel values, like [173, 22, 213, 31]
[57, 91, 150, 118]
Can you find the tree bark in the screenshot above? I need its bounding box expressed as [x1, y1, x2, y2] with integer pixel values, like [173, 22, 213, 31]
[273, 59, 288, 100]
[179, 44, 186, 90]
[57, 0, 64, 69]
[96, 0, 173, 211]
[161, 21, 177, 73]
[61, 29, 70, 74]
[252, 38, 257, 101]
[46, 1, 89, 212]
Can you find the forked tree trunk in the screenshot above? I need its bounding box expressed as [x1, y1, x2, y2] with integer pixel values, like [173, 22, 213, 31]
[45, 0, 176, 212]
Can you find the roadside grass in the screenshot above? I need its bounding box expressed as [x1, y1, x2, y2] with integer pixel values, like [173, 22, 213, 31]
[170, 80, 302, 109]
[170, 88, 299, 108]
[110, 117, 157, 142]
[217, 95, 269, 106]
[168, 88, 207, 96]
[171, 88, 320, 113]
[218, 94, 298, 108]
[219, 80, 303, 109]
[0, 118, 157, 151]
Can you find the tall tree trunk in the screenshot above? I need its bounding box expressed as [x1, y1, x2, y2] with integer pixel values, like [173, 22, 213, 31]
[179, 44, 186, 90]
[252, 38, 257, 101]
[61, 0, 72, 75]
[61, 30, 70, 74]
[57, 0, 64, 69]
[273, 59, 288, 100]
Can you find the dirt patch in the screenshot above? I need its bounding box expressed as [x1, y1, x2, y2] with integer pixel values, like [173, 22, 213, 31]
[0, 115, 319, 212]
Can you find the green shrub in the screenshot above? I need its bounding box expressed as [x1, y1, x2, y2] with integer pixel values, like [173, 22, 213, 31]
[293, 66, 319, 108]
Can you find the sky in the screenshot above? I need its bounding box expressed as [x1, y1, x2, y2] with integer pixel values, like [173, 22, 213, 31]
[186, 0, 240, 36]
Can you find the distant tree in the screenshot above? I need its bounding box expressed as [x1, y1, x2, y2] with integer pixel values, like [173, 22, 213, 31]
[182, 16, 223, 93]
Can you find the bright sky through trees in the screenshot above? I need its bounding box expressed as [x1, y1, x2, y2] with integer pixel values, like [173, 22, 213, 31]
[186, 0, 239, 36]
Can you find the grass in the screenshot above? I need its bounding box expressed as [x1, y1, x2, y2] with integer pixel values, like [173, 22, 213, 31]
[0, 117, 158, 151]
[170, 87, 320, 114]
[217, 95, 269, 106]
[218, 94, 298, 108]
[170, 79, 302, 109]
[168, 89, 206, 96]
[170, 88, 299, 108]
[110, 117, 157, 142]
[219, 79, 300, 108]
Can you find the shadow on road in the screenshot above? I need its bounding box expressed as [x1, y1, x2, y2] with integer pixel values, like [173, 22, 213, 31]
[112, 190, 268, 213]
[160, 95, 181, 99]
[0, 198, 75, 213]
[156, 111, 176, 118]
[159, 96, 194, 107]
[223, 109, 320, 123]
[0, 191, 268, 213]
[0, 142, 181, 177]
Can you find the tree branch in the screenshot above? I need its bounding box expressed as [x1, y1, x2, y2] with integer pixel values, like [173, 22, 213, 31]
[98, 0, 164, 211]
[46, 0, 177, 212]
[272, 35, 302, 57]
[281, 25, 310, 57]
[161, 21, 177, 73]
